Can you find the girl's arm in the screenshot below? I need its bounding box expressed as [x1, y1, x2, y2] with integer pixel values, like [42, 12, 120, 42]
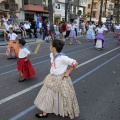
[25, 54, 30, 62]
[64, 62, 78, 77]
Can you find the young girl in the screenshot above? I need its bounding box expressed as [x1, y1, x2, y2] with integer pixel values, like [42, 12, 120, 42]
[45, 33, 52, 43]
[69, 22, 76, 44]
[34, 40, 80, 119]
[17, 39, 36, 82]
[6, 27, 19, 59]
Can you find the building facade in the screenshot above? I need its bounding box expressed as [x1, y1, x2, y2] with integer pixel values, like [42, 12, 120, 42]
[85, 0, 114, 22]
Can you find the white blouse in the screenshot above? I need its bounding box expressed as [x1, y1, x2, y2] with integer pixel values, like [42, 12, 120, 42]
[8, 33, 17, 40]
[88, 24, 96, 29]
[18, 47, 30, 58]
[115, 25, 120, 29]
[95, 27, 108, 33]
[50, 53, 76, 75]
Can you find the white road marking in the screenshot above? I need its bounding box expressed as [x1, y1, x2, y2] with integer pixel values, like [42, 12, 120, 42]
[0, 46, 119, 105]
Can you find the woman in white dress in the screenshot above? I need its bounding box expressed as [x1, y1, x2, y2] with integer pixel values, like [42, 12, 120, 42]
[68, 23, 76, 44]
[86, 22, 96, 41]
[94, 23, 108, 50]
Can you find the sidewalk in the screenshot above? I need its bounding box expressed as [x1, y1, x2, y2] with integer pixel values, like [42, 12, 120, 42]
[0, 38, 44, 46]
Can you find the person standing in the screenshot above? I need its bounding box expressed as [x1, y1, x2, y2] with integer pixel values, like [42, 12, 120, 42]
[17, 39, 36, 82]
[42, 19, 48, 40]
[86, 22, 96, 42]
[69, 23, 76, 44]
[61, 21, 67, 41]
[6, 27, 19, 59]
[34, 40, 80, 119]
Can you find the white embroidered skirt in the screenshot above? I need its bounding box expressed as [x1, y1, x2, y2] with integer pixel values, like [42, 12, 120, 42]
[34, 74, 80, 119]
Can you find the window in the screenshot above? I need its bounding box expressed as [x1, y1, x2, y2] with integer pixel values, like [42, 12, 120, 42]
[88, 4, 90, 8]
[55, 4, 60, 9]
[24, 0, 29, 5]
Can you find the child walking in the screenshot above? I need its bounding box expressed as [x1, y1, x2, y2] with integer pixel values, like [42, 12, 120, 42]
[34, 40, 80, 119]
[17, 39, 36, 82]
[6, 27, 19, 59]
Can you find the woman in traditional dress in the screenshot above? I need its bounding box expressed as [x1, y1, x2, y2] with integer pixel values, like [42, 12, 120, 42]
[6, 27, 19, 59]
[69, 22, 76, 44]
[34, 40, 80, 119]
[114, 23, 120, 37]
[94, 23, 108, 50]
[86, 22, 96, 42]
[17, 39, 36, 82]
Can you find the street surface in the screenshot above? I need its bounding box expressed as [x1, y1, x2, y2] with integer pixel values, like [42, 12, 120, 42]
[0, 33, 120, 120]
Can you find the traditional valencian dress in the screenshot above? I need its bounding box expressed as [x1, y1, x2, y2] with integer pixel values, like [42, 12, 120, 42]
[17, 46, 36, 78]
[6, 32, 19, 57]
[114, 25, 120, 37]
[94, 27, 108, 49]
[69, 25, 76, 43]
[86, 24, 96, 40]
[34, 53, 80, 119]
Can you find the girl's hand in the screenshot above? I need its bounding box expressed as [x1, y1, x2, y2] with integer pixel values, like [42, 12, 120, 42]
[62, 72, 70, 80]
[24, 59, 28, 62]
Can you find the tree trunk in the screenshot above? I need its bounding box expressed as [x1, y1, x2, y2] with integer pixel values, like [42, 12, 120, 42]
[48, 0, 54, 33]
[99, 0, 104, 22]
[90, 0, 94, 22]
[116, 0, 120, 22]
[8, 0, 16, 18]
[104, 0, 107, 17]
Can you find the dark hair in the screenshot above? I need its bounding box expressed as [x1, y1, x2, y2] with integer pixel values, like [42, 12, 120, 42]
[19, 39, 26, 46]
[52, 40, 64, 53]
[9, 27, 13, 31]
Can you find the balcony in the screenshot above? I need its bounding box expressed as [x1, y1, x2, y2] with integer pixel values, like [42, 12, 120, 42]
[93, 0, 98, 3]
[92, 7, 97, 11]
[23, 5, 48, 13]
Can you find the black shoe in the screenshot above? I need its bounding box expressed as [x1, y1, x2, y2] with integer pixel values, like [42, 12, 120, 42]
[7, 57, 12, 59]
[19, 78, 26, 82]
[35, 113, 48, 118]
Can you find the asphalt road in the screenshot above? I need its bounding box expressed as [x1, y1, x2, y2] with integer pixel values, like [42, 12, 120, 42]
[0, 33, 120, 120]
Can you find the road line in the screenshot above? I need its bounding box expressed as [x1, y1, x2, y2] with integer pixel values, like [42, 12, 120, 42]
[33, 44, 40, 54]
[0, 82, 43, 105]
[0, 48, 120, 105]
[9, 53, 120, 120]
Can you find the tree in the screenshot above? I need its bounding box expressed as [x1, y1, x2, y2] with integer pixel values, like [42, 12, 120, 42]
[99, 0, 104, 22]
[48, 0, 54, 32]
[8, 0, 16, 18]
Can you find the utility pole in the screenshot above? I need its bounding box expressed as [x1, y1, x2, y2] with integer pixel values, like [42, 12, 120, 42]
[117, 0, 120, 23]
[90, 0, 94, 22]
[99, 0, 104, 22]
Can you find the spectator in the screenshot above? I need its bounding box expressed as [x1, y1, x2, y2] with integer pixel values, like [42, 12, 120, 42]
[39, 20, 42, 38]
[3, 15, 8, 25]
[42, 19, 48, 40]
[31, 20, 37, 38]
[0, 20, 6, 41]
[24, 21, 32, 38]
[19, 22, 27, 38]
[4, 21, 13, 41]
[61, 21, 67, 41]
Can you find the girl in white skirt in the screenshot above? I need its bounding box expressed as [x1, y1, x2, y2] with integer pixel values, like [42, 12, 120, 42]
[34, 40, 80, 119]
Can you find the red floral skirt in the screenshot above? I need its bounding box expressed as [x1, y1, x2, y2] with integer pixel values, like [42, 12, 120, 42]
[17, 58, 36, 78]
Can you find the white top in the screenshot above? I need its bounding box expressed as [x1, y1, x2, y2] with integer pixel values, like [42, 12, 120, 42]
[67, 24, 71, 30]
[95, 27, 108, 33]
[50, 53, 76, 75]
[102, 24, 106, 28]
[88, 24, 96, 29]
[14, 25, 19, 30]
[115, 25, 120, 29]
[3, 18, 8, 24]
[5, 24, 12, 31]
[18, 47, 30, 58]
[70, 25, 75, 30]
[8, 33, 17, 40]
[39, 22, 42, 28]
[24, 24, 30, 29]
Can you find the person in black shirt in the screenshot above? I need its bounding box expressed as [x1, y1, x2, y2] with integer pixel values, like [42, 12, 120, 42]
[42, 19, 48, 40]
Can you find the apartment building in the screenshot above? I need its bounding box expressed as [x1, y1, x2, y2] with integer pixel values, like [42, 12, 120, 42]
[86, 0, 114, 22]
